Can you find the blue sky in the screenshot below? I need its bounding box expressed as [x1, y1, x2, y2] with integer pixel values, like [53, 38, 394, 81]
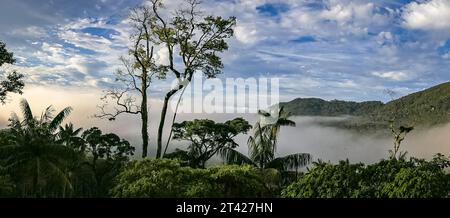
[1, 0, 450, 103]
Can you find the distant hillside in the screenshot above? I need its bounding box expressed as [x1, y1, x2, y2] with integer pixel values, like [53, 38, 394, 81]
[282, 81, 450, 131]
[280, 98, 384, 116]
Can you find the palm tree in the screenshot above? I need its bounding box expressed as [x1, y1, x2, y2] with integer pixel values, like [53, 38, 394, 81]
[220, 106, 311, 172]
[57, 123, 84, 150]
[0, 99, 75, 197]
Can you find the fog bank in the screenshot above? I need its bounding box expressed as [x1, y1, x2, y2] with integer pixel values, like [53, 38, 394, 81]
[2, 86, 450, 163]
[236, 116, 450, 164]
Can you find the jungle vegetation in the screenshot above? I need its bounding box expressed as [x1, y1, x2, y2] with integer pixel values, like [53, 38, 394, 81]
[1, 0, 450, 198]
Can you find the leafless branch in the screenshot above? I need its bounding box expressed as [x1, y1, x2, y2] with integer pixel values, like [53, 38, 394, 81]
[95, 89, 142, 120]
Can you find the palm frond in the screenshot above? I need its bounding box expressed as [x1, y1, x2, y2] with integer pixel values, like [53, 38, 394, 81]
[8, 112, 22, 130]
[218, 147, 255, 166]
[73, 127, 83, 136]
[40, 105, 55, 124]
[19, 99, 34, 126]
[258, 110, 271, 117]
[266, 153, 311, 172]
[278, 106, 285, 117]
[49, 107, 73, 131]
[277, 118, 296, 127]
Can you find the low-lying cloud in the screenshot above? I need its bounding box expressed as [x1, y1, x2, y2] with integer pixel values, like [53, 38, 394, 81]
[236, 116, 450, 164]
[2, 86, 450, 164]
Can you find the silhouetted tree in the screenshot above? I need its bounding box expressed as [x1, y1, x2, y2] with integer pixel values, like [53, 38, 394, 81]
[0, 41, 24, 104]
[169, 118, 251, 168]
[96, 7, 166, 157]
[0, 99, 74, 197]
[141, 0, 236, 158]
[221, 107, 311, 173]
[80, 127, 134, 195]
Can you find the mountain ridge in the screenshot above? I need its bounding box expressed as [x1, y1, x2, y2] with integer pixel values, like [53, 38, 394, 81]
[281, 81, 450, 131]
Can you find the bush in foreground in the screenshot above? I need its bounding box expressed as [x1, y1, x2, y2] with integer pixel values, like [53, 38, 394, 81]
[282, 157, 450, 198]
[110, 159, 271, 198]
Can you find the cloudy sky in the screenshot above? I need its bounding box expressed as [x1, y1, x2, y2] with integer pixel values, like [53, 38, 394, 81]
[0, 0, 449, 103]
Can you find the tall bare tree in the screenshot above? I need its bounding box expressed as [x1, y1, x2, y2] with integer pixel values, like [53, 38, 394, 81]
[96, 7, 164, 158]
[147, 0, 236, 158]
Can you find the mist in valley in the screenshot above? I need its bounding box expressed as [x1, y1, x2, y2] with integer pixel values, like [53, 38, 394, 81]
[2, 86, 450, 164]
[269, 116, 450, 164]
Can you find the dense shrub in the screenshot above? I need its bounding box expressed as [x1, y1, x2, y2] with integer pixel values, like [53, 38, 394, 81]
[110, 159, 271, 198]
[282, 158, 450, 198]
[357, 159, 415, 197]
[206, 164, 270, 197]
[281, 160, 365, 198]
[110, 159, 202, 197]
[383, 167, 448, 198]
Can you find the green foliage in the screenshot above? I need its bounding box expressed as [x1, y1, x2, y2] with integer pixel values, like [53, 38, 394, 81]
[111, 159, 204, 197]
[373, 82, 450, 127]
[281, 98, 384, 117]
[282, 158, 450, 198]
[0, 99, 76, 197]
[388, 122, 414, 160]
[0, 100, 134, 197]
[0, 41, 24, 104]
[170, 118, 251, 168]
[206, 164, 269, 198]
[81, 127, 134, 163]
[110, 159, 271, 198]
[78, 127, 135, 196]
[358, 159, 414, 197]
[149, 0, 237, 79]
[57, 123, 83, 149]
[149, 0, 237, 158]
[243, 106, 311, 171]
[110, 159, 199, 198]
[0, 41, 15, 66]
[281, 160, 364, 198]
[383, 167, 448, 198]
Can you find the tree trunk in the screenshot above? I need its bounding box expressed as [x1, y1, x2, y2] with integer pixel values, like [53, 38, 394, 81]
[141, 89, 149, 158]
[163, 85, 187, 156]
[157, 72, 193, 158]
[156, 89, 178, 158]
[92, 156, 98, 196]
[34, 158, 41, 197]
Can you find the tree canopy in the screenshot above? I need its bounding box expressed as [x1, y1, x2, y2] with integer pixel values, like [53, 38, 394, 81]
[281, 157, 450, 198]
[169, 117, 251, 168]
[0, 41, 24, 104]
[110, 159, 271, 198]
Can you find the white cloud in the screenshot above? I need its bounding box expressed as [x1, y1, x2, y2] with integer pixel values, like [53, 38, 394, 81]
[335, 79, 358, 88]
[280, 1, 390, 39]
[319, 1, 384, 37]
[376, 31, 394, 45]
[38, 42, 67, 64]
[58, 29, 112, 52]
[321, 4, 354, 23]
[9, 26, 48, 38]
[402, 0, 450, 30]
[5, 41, 111, 88]
[371, 71, 409, 81]
[2, 0, 449, 105]
[443, 52, 450, 59]
[156, 46, 170, 65]
[234, 23, 263, 45]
